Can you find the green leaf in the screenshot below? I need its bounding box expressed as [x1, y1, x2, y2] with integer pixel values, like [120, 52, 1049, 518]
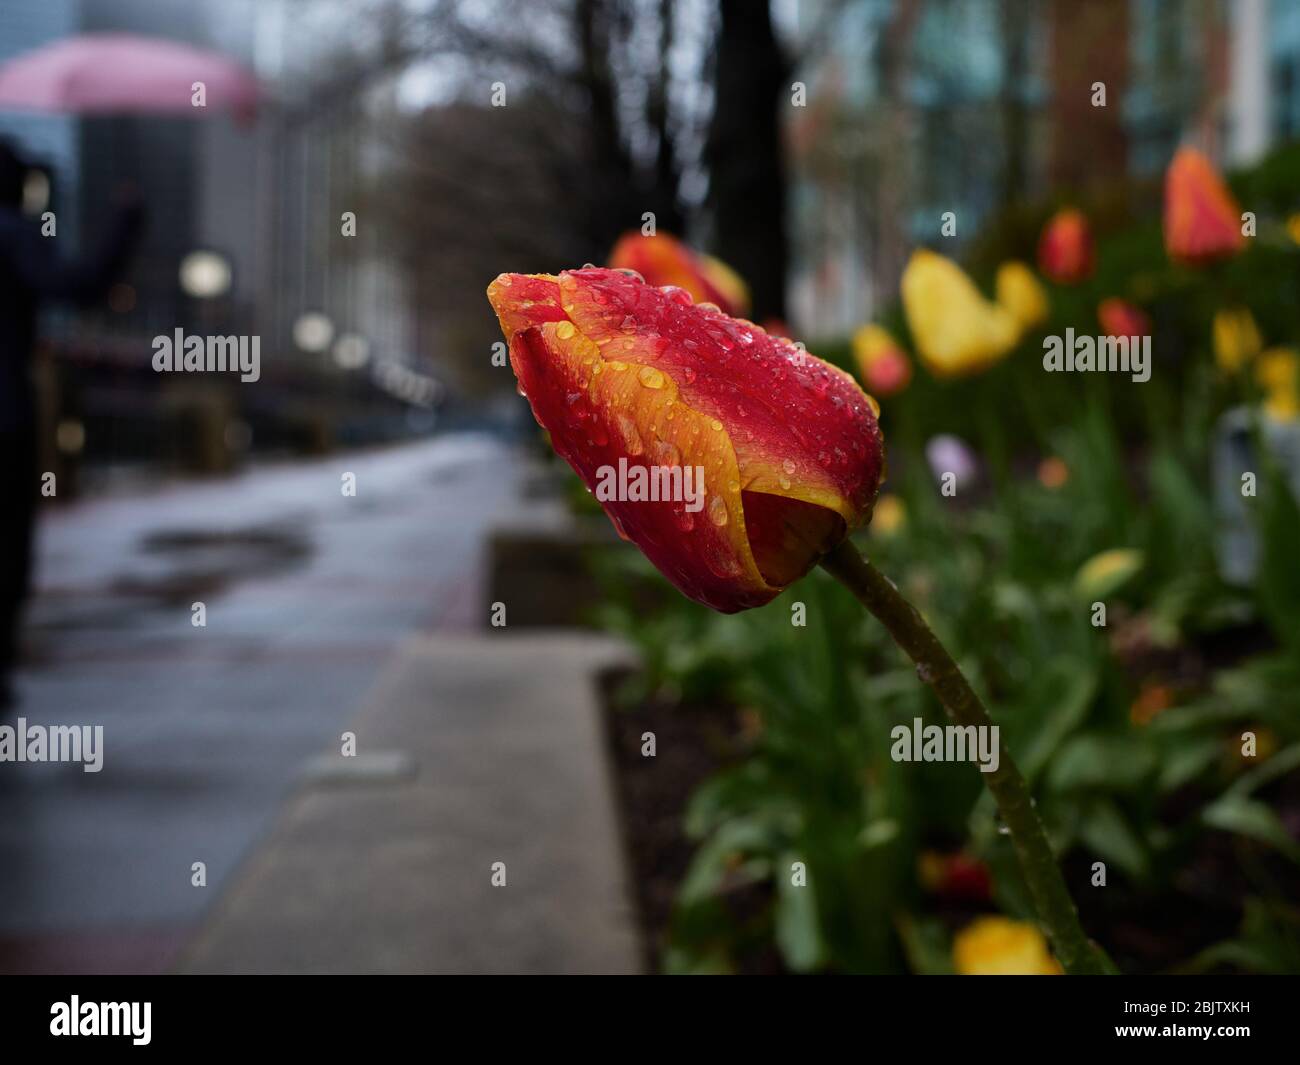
[1156, 736, 1223, 792]
[1013, 658, 1099, 782]
[895, 915, 955, 975]
[1202, 795, 1300, 863]
[774, 852, 824, 972]
[1046, 734, 1158, 792]
[1078, 799, 1150, 879]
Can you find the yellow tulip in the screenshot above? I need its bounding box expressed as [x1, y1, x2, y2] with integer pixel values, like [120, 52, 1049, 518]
[901, 250, 1019, 378]
[953, 916, 1062, 975]
[1074, 548, 1144, 600]
[870, 493, 907, 537]
[995, 260, 1049, 332]
[1256, 347, 1300, 420]
[1212, 307, 1262, 374]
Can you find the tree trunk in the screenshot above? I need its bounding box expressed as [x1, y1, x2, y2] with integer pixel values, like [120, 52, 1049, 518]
[704, 0, 789, 321]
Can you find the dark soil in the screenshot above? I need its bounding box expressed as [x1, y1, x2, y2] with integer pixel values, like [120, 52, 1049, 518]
[599, 670, 752, 972]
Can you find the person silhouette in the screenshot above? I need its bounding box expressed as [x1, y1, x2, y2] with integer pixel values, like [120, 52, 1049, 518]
[0, 138, 144, 708]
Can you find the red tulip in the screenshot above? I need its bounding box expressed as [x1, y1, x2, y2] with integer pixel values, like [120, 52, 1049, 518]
[1163, 147, 1244, 266]
[487, 268, 884, 612]
[608, 232, 750, 317]
[1097, 297, 1150, 340]
[1037, 208, 1094, 284]
[851, 324, 912, 396]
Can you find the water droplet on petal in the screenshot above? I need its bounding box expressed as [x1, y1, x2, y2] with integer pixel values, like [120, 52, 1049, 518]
[555, 321, 576, 340]
[707, 495, 729, 527]
[638, 366, 665, 389]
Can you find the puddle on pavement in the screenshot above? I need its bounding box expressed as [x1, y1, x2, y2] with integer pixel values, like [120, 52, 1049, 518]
[112, 525, 313, 606]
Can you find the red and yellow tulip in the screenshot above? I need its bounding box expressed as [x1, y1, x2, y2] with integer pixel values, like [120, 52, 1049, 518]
[487, 268, 884, 612]
[1098, 298, 1150, 341]
[608, 232, 750, 318]
[851, 324, 912, 397]
[1163, 147, 1244, 266]
[1037, 208, 1094, 284]
[901, 250, 1019, 378]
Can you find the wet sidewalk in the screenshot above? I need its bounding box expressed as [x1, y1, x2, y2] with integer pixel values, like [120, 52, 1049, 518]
[0, 434, 640, 973]
[178, 633, 640, 974]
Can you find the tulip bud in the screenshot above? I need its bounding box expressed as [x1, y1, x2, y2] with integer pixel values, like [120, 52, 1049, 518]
[1037, 208, 1094, 284]
[1097, 298, 1150, 342]
[608, 232, 750, 318]
[995, 261, 1049, 332]
[851, 324, 912, 396]
[487, 268, 884, 613]
[1163, 147, 1244, 266]
[901, 250, 1019, 378]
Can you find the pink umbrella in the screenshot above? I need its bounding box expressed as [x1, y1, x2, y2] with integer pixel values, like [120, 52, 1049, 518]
[0, 33, 259, 118]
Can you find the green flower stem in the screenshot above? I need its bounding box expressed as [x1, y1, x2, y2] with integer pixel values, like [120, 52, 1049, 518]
[820, 538, 1109, 975]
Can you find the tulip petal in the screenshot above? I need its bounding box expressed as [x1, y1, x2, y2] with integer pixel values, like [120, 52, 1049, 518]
[486, 272, 569, 339]
[505, 317, 779, 612]
[556, 269, 882, 529]
[740, 490, 844, 587]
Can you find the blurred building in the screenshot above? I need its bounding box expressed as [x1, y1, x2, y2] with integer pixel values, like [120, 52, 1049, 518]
[787, 0, 1298, 337]
[0, 0, 428, 482]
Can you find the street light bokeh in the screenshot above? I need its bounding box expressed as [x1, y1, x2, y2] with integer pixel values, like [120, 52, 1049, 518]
[293, 311, 335, 353]
[179, 250, 232, 299]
